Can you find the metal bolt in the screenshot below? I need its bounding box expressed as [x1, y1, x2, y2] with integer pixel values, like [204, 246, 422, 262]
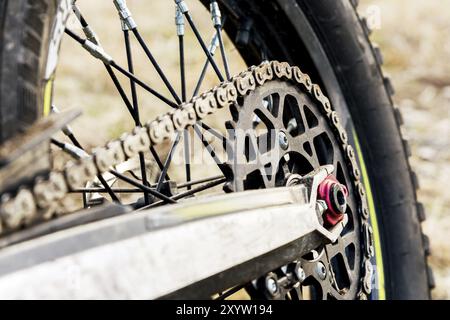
[278, 131, 289, 150]
[332, 184, 347, 213]
[316, 200, 328, 215]
[265, 276, 278, 296]
[315, 262, 327, 280]
[295, 264, 306, 283]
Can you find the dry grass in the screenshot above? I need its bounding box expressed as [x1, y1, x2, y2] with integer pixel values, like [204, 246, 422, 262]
[53, 1, 449, 299]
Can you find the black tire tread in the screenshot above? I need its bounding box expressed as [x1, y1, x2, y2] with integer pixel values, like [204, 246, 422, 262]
[0, 0, 51, 143]
[350, 0, 434, 294]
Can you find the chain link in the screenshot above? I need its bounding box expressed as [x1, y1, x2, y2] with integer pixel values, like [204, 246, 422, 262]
[0, 60, 374, 298]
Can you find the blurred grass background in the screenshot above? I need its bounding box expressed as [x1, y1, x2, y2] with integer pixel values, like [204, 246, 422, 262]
[54, 1, 449, 299]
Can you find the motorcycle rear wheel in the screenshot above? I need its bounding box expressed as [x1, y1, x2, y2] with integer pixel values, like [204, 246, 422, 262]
[0, 0, 432, 299]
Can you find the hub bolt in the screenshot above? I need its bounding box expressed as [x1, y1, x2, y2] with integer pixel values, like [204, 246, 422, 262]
[332, 184, 347, 213]
[315, 262, 327, 280]
[278, 131, 289, 150]
[265, 274, 279, 296]
[295, 264, 306, 283]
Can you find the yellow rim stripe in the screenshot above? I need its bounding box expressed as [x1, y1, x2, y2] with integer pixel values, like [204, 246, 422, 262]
[353, 131, 386, 300]
[43, 78, 53, 117]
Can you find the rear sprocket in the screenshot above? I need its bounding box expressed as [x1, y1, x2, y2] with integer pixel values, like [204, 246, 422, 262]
[224, 78, 365, 299]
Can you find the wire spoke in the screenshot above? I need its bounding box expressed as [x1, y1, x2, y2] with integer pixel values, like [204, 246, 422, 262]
[56, 1, 239, 211]
[64, 29, 179, 109]
[124, 29, 151, 205]
[199, 121, 227, 142]
[156, 133, 182, 192]
[70, 188, 143, 194]
[215, 26, 231, 80]
[65, 11, 170, 175]
[193, 58, 210, 98]
[131, 29, 182, 105]
[183, 131, 192, 190]
[192, 16, 227, 98]
[177, 175, 224, 188]
[193, 125, 228, 176]
[109, 170, 176, 204]
[176, 7, 192, 190]
[175, 0, 224, 82]
[124, 31, 140, 122]
[185, 13, 224, 82]
[179, 37, 187, 103]
[172, 176, 226, 200]
[55, 133, 216, 206]
[184, 13, 231, 176]
[210, 0, 231, 80]
[109, 61, 179, 109]
[70, 175, 224, 194]
[104, 64, 139, 124]
[150, 147, 169, 178]
[120, 6, 228, 187]
[142, 176, 227, 210]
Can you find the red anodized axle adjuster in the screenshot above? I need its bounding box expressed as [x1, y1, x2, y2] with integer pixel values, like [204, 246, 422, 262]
[317, 175, 349, 226]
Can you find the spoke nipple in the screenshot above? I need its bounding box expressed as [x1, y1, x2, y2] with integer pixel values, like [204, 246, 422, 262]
[175, 0, 189, 14]
[175, 6, 185, 36]
[113, 0, 137, 30]
[208, 33, 220, 55]
[82, 41, 113, 65]
[83, 25, 100, 45]
[210, 1, 222, 27]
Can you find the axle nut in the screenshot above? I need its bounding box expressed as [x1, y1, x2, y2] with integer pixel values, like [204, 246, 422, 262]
[318, 175, 349, 226]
